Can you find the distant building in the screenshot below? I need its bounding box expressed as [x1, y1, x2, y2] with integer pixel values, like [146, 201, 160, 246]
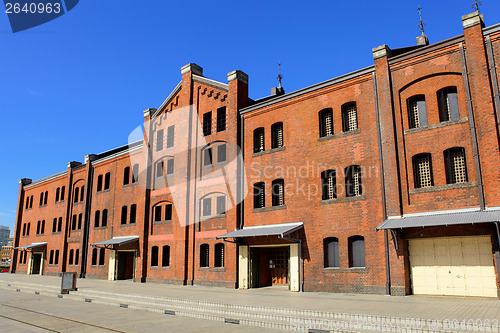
[0, 245, 12, 264]
[0, 226, 9, 247]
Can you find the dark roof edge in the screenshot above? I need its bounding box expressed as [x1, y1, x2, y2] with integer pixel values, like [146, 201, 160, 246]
[193, 75, 229, 91]
[25, 170, 68, 188]
[240, 65, 375, 115]
[483, 22, 500, 35]
[153, 81, 182, 118]
[92, 140, 143, 165]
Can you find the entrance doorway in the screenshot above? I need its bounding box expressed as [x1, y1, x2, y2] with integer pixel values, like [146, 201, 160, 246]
[116, 251, 134, 280]
[31, 253, 42, 275]
[249, 247, 289, 288]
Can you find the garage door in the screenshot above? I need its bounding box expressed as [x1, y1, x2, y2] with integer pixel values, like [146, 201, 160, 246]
[409, 236, 497, 297]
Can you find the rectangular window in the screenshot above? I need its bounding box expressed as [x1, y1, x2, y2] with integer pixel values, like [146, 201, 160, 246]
[203, 148, 212, 166]
[413, 154, 433, 188]
[162, 246, 170, 267]
[203, 112, 212, 136]
[445, 148, 468, 184]
[154, 206, 162, 222]
[165, 204, 173, 220]
[253, 128, 265, 153]
[272, 179, 285, 206]
[99, 248, 105, 266]
[319, 109, 333, 137]
[342, 103, 358, 131]
[166, 125, 175, 148]
[202, 198, 211, 217]
[104, 173, 110, 190]
[130, 204, 137, 224]
[321, 170, 336, 200]
[156, 129, 164, 151]
[132, 164, 139, 183]
[121, 206, 127, 224]
[216, 196, 226, 215]
[156, 161, 164, 177]
[253, 182, 265, 209]
[216, 107, 226, 132]
[271, 122, 284, 149]
[408, 96, 427, 129]
[166, 159, 174, 175]
[217, 144, 226, 163]
[324, 238, 339, 268]
[438, 87, 460, 122]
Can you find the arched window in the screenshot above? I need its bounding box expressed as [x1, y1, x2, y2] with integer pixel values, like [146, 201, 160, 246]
[217, 107, 226, 132]
[94, 210, 100, 228]
[253, 127, 265, 153]
[321, 170, 336, 200]
[99, 248, 105, 266]
[130, 204, 137, 224]
[132, 164, 139, 183]
[73, 187, 79, 203]
[214, 243, 224, 268]
[44, 191, 48, 205]
[78, 213, 82, 230]
[22, 223, 26, 236]
[151, 246, 159, 267]
[324, 237, 339, 268]
[80, 186, 84, 202]
[121, 206, 128, 224]
[36, 221, 40, 235]
[123, 166, 130, 185]
[39, 192, 43, 206]
[26, 222, 30, 235]
[345, 165, 362, 197]
[41, 220, 45, 234]
[69, 249, 74, 265]
[75, 249, 79, 265]
[319, 108, 333, 137]
[272, 179, 285, 206]
[342, 102, 358, 132]
[60, 186, 65, 201]
[162, 246, 170, 267]
[71, 215, 77, 230]
[97, 175, 103, 192]
[57, 217, 62, 232]
[200, 244, 209, 267]
[54, 250, 59, 265]
[253, 182, 265, 209]
[52, 218, 57, 233]
[102, 209, 108, 227]
[407, 95, 427, 129]
[154, 205, 162, 222]
[25, 196, 29, 209]
[348, 236, 365, 268]
[91, 248, 98, 266]
[49, 250, 54, 265]
[30, 195, 33, 208]
[55, 187, 60, 202]
[437, 87, 459, 122]
[104, 172, 111, 190]
[444, 147, 468, 184]
[413, 153, 433, 188]
[271, 122, 284, 149]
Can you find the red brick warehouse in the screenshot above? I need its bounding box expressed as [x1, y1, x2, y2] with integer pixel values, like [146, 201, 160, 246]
[11, 10, 500, 298]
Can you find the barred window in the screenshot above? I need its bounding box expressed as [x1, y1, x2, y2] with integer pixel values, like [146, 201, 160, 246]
[253, 128, 265, 153]
[254, 182, 265, 209]
[413, 153, 433, 188]
[407, 95, 427, 129]
[156, 129, 164, 151]
[324, 237, 339, 268]
[345, 165, 362, 197]
[166, 125, 175, 148]
[217, 106, 226, 132]
[342, 102, 358, 132]
[271, 122, 284, 149]
[321, 170, 336, 200]
[200, 244, 209, 267]
[444, 147, 468, 184]
[214, 243, 224, 268]
[203, 112, 212, 136]
[319, 108, 334, 137]
[438, 87, 460, 122]
[272, 179, 285, 206]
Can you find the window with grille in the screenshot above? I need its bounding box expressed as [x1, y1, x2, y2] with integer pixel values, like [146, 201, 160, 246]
[319, 108, 334, 137]
[123, 166, 130, 185]
[203, 112, 212, 136]
[342, 102, 358, 132]
[121, 206, 127, 224]
[413, 153, 433, 188]
[345, 165, 362, 197]
[156, 129, 164, 151]
[216, 196, 226, 215]
[253, 182, 265, 208]
[253, 128, 265, 153]
[271, 122, 284, 149]
[217, 106, 226, 132]
[166, 158, 174, 175]
[214, 243, 224, 267]
[166, 125, 175, 148]
[217, 144, 226, 163]
[438, 87, 460, 122]
[444, 147, 468, 184]
[204, 148, 212, 166]
[407, 96, 427, 129]
[271, 179, 285, 206]
[200, 244, 209, 267]
[165, 204, 173, 220]
[324, 237, 339, 268]
[202, 198, 211, 217]
[349, 236, 365, 268]
[321, 170, 336, 200]
[151, 246, 158, 267]
[162, 246, 170, 267]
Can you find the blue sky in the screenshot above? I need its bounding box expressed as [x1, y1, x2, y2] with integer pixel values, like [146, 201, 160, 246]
[1, 0, 499, 232]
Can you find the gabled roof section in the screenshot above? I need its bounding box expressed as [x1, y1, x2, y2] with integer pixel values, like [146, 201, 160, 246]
[193, 75, 228, 91]
[152, 81, 182, 118]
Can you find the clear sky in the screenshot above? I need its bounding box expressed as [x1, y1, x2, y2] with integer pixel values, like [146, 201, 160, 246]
[1, 0, 499, 232]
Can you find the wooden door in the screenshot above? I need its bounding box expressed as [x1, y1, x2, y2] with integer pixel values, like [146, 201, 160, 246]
[269, 247, 288, 285]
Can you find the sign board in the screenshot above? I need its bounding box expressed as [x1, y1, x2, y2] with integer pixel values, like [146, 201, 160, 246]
[61, 272, 77, 294]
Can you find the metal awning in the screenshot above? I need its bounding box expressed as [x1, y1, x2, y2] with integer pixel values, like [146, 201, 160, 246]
[217, 222, 303, 239]
[14, 242, 47, 250]
[90, 236, 139, 248]
[376, 209, 500, 230]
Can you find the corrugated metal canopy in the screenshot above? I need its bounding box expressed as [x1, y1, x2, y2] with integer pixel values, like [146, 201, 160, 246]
[14, 242, 47, 250]
[376, 209, 500, 230]
[90, 236, 139, 247]
[217, 222, 303, 239]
